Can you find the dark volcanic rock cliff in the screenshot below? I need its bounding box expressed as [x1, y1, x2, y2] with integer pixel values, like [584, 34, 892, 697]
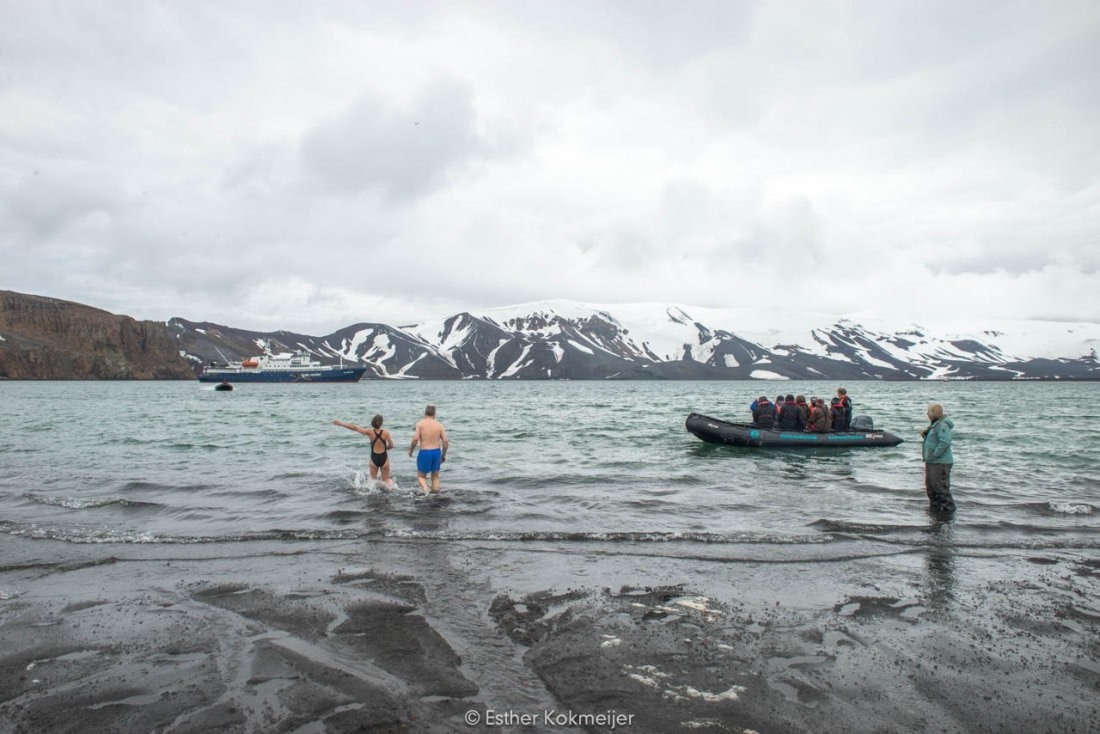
[0, 291, 194, 379]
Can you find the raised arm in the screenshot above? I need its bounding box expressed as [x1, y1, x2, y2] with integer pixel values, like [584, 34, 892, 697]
[333, 420, 370, 435]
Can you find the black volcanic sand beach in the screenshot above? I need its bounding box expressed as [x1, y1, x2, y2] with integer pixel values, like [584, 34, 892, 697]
[1, 533, 1098, 734]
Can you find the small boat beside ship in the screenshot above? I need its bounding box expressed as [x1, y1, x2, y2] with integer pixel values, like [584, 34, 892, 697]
[198, 351, 367, 383]
[685, 412, 904, 448]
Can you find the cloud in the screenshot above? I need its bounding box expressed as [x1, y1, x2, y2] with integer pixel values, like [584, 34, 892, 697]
[1, 1, 1098, 333]
[299, 78, 484, 202]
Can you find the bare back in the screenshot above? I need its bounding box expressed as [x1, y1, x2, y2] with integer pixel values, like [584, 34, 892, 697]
[413, 417, 447, 450]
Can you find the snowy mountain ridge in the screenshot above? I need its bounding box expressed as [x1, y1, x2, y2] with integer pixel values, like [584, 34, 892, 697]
[170, 300, 1100, 381]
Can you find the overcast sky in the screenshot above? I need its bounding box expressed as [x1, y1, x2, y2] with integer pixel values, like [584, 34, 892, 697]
[3, 1, 1098, 334]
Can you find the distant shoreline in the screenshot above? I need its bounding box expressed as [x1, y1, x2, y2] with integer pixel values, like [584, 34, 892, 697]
[5, 291, 1097, 381]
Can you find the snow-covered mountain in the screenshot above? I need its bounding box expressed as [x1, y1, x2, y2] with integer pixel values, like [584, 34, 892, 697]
[169, 300, 1100, 380]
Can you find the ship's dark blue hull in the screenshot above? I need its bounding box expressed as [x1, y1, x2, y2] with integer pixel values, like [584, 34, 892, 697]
[198, 367, 367, 383]
[686, 412, 904, 448]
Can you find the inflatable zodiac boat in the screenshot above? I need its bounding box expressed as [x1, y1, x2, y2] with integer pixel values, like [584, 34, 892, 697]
[685, 412, 904, 448]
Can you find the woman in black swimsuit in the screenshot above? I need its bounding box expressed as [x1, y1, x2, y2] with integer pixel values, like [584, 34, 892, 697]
[333, 414, 396, 487]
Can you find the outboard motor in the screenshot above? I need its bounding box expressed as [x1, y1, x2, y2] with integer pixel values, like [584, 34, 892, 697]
[851, 415, 874, 431]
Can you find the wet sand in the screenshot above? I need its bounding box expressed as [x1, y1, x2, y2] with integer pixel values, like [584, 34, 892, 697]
[1, 534, 1098, 733]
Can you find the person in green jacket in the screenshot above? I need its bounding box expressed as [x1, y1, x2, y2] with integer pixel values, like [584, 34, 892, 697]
[921, 403, 955, 515]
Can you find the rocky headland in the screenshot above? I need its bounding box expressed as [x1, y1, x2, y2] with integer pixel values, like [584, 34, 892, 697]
[0, 291, 193, 380]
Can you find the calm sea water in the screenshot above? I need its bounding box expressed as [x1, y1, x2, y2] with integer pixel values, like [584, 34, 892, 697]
[1, 380, 1098, 555]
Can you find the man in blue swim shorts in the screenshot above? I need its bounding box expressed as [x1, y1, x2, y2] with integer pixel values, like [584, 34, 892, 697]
[409, 405, 449, 494]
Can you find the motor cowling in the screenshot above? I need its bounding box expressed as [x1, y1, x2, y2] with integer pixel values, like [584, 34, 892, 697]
[851, 415, 874, 431]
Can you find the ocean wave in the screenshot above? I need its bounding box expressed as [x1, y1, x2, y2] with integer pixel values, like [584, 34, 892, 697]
[992, 502, 1100, 520]
[271, 471, 319, 480]
[5, 527, 365, 544]
[808, 519, 923, 535]
[381, 529, 839, 544]
[322, 510, 370, 523]
[807, 516, 1100, 550]
[114, 438, 223, 451]
[1042, 502, 1094, 515]
[4, 526, 836, 546]
[207, 487, 290, 500]
[23, 494, 163, 511]
[854, 536, 1100, 550]
[118, 480, 215, 494]
[7, 523, 1100, 551]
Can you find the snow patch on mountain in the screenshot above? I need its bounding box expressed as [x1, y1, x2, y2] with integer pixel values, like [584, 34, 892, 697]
[170, 299, 1100, 381]
[751, 370, 789, 380]
[499, 344, 533, 378]
[568, 339, 595, 355]
[496, 301, 1097, 364]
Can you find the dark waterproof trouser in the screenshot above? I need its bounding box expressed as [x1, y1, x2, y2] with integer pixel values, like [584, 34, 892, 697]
[925, 463, 955, 513]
